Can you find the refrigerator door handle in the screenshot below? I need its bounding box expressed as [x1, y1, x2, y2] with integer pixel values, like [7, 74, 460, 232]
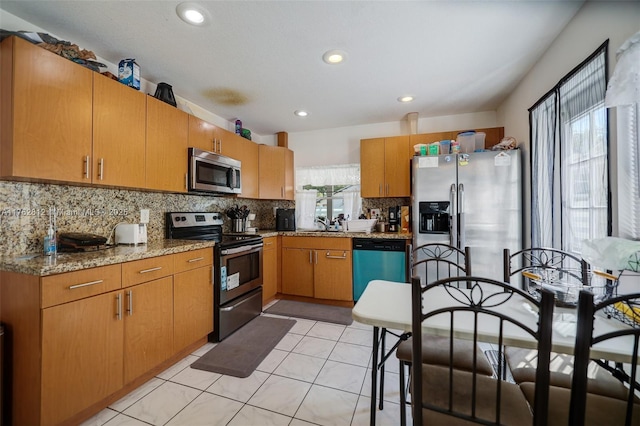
[450, 183, 457, 247]
[458, 183, 465, 248]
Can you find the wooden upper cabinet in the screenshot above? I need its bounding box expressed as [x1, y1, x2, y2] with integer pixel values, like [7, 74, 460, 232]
[145, 96, 188, 192]
[361, 136, 410, 198]
[360, 138, 386, 198]
[188, 115, 217, 153]
[0, 36, 93, 183]
[239, 138, 259, 199]
[259, 145, 294, 200]
[384, 135, 411, 197]
[284, 148, 294, 200]
[93, 75, 146, 188]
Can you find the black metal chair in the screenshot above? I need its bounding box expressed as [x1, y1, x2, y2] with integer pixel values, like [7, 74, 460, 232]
[564, 290, 640, 426]
[503, 247, 589, 298]
[502, 248, 630, 402]
[395, 244, 495, 425]
[504, 248, 588, 376]
[410, 275, 555, 426]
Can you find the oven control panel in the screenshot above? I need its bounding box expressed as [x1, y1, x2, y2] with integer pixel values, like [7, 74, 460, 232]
[167, 212, 224, 228]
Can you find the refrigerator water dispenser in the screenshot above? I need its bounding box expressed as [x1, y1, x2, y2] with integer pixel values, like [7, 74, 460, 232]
[418, 201, 450, 233]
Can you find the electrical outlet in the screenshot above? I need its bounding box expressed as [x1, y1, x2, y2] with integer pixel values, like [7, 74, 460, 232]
[140, 209, 150, 224]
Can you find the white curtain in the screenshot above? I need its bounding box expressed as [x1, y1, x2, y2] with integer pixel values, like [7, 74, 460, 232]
[295, 189, 318, 230]
[342, 187, 361, 221]
[530, 94, 557, 248]
[295, 164, 360, 189]
[607, 31, 640, 240]
[559, 48, 608, 255]
[529, 43, 608, 256]
[605, 30, 640, 108]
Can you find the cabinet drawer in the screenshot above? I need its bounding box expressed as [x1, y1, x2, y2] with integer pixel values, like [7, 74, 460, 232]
[173, 248, 213, 274]
[41, 264, 122, 308]
[122, 255, 174, 287]
[282, 236, 351, 250]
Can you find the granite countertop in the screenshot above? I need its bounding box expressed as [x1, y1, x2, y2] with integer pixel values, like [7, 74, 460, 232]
[256, 230, 412, 239]
[0, 231, 412, 277]
[0, 239, 216, 277]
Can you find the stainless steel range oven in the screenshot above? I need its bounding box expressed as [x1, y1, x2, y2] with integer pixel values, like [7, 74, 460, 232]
[165, 212, 263, 341]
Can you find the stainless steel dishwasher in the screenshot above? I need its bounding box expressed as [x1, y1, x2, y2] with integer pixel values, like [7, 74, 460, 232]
[352, 238, 408, 301]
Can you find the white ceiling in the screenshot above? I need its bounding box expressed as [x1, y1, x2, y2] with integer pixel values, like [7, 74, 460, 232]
[0, 1, 585, 136]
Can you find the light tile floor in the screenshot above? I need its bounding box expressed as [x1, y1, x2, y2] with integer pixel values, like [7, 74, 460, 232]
[80, 302, 411, 426]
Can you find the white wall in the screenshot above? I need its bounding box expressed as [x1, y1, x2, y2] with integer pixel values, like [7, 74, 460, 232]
[289, 111, 498, 168]
[496, 0, 640, 243]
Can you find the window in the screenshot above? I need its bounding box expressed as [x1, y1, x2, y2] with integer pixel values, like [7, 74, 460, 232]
[295, 164, 362, 228]
[302, 184, 351, 221]
[530, 42, 609, 256]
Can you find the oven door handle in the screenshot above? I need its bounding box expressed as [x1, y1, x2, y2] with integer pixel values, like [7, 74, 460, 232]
[219, 294, 256, 312]
[220, 243, 263, 256]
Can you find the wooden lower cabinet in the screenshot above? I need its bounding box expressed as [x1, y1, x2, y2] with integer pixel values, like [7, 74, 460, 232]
[281, 237, 353, 301]
[41, 290, 124, 426]
[314, 249, 352, 300]
[262, 236, 279, 304]
[0, 248, 214, 426]
[174, 265, 213, 352]
[281, 247, 315, 297]
[123, 276, 174, 384]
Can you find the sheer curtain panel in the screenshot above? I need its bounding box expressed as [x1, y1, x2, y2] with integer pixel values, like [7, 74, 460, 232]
[529, 42, 609, 255]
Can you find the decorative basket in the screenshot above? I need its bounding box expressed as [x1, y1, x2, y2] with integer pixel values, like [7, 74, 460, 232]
[604, 298, 640, 328]
[523, 269, 618, 308]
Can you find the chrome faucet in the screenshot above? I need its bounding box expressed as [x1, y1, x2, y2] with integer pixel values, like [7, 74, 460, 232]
[315, 217, 329, 230]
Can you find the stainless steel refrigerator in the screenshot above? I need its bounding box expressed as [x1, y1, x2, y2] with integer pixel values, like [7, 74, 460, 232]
[411, 150, 523, 282]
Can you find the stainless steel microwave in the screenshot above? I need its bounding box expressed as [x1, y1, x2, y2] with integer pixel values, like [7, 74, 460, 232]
[188, 148, 241, 194]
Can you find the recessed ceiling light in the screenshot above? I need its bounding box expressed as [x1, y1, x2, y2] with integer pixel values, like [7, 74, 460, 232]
[398, 96, 414, 103]
[176, 2, 210, 26]
[322, 50, 347, 65]
[294, 110, 309, 117]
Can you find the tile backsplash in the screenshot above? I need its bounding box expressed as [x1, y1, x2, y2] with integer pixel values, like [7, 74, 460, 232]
[0, 181, 292, 256]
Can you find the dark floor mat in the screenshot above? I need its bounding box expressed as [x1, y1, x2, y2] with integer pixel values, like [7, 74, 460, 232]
[191, 316, 295, 378]
[264, 299, 353, 325]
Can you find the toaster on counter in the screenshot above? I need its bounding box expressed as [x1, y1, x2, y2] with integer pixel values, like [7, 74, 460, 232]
[115, 223, 147, 245]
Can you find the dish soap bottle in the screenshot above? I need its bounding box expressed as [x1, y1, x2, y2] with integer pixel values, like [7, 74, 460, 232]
[44, 224, 56, 256]
[43, 207, 57, 256]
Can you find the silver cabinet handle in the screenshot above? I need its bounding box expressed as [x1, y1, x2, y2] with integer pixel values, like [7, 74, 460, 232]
[127, 290, 133, 316]
[187, 257, 204, 263]
[325, 251, 347, 259]
[84, 155, 90, 179]
[116, 293, 122, 320]
[219, 139, 222, 153]
[386, 183, 389, 196]
[69, 279, 104, 290]
[379, 183, 382, 196]
[98, 158, 104, 180]
[309, 250, 312, 264]
[315, 250, 318, 264]
[212, 139, 216, 152]
[185, 173, 188, 190]
[139, 266, 162, 274]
